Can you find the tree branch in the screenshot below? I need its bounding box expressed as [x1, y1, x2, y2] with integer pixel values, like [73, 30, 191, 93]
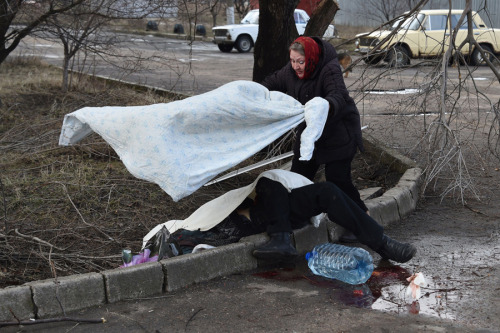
[0, 316, 106, 328]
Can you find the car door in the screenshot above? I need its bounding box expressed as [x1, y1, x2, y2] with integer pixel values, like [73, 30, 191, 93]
[419, 14, 449, 56]
[450, 14, 476, 53]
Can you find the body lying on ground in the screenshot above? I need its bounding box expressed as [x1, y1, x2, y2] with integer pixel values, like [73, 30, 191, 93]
[144, 169, 416, 264]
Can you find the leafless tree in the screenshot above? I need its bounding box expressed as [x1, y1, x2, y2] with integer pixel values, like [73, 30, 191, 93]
[253, 0, 339, 83]
[30, 0, 177, 91]
[347, 0, 500, 202]
[252, 0, 299, 83]
[234, 0, 250, 20]
[0, 0, 86, 66]
[42, 1, 115, 91]
[206, 0, 224, 27]
[366, 0, 402, 22]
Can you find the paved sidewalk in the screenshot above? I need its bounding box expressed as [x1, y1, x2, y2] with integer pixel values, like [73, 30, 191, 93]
[1, 261, 487, 333]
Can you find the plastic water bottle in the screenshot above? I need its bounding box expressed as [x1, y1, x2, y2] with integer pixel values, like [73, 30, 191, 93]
[305, 243, 374, 285]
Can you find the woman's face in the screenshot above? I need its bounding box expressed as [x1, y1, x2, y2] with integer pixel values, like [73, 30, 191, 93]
[290, 50, 306, 79]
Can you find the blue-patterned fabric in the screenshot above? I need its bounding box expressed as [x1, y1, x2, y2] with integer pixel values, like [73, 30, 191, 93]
[59, 81, 327, 201]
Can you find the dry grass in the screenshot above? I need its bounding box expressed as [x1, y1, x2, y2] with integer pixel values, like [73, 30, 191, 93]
[0, 58, 241, 287]
[0, 58, 296, 287]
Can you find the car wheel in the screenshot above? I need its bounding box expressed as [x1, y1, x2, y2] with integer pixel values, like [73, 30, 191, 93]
[235, 35, 253, 53]
[388, 45, 410, 67]
[218, 44, 234, 53]
[364, 54, 384, 65]
[470, 44, 494, 66]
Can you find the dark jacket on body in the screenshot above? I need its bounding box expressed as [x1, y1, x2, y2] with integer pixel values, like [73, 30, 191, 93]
[261, 37, 363, 164]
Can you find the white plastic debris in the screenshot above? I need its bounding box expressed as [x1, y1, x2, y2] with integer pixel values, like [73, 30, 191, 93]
[192, 244, 216, 253]
[406, 272, 427, 300]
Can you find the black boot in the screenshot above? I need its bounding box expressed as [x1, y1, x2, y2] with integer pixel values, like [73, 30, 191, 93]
[253, 232, 298, 260]
[377, 235, 417, 263]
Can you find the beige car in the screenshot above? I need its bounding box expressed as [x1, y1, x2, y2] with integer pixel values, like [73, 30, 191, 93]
[355, 9, 500, 67]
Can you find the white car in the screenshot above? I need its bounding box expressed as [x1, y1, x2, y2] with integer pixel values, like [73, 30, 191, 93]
[212, 9, 336, 53]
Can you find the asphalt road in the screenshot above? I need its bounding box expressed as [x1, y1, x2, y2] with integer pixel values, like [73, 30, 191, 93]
[16, 31, 500, 100]
[16, 32, 254, 96]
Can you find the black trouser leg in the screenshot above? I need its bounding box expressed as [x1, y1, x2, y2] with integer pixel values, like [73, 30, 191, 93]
[324, 158, 368, 213]
[250, 177, 293, 234]
[250, 178, 299, 260]
[291, 155, 368, 213]
[290, 156, 319, 181]
[288, 182, 384, 250]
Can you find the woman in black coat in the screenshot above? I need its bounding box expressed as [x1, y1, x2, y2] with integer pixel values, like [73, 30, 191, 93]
[260, 36, 368, 218]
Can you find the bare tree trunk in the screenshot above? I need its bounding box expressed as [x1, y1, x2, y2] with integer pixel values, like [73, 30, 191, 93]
[252, 0, 300, 83]
[304, 0, 339, 38]
[209, 0, 221, 27]
[212, 12, 217, 27]
[62, 56, 70, 93]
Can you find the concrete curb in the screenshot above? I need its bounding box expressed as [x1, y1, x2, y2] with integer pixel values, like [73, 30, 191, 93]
[0, 111, 423, 323]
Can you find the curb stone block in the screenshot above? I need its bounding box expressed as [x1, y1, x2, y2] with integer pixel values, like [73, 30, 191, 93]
[363, 134, 417, 173]
[103, 261, 163, 303]
[397, 179, 420, 201]
[29, 272, 105, 318]
[324, 217, 341, 243]
[240, 232, 268, 247]
[0, 285, 34, 321]
[384, 185, 415, 218]
[162, 242, 257, 292]
[365, 196, 400, 227]
[401, 167, 423, 183]
[364, 199, 383, 225]
[359, 187, 383, 201]
[293, 221, 328, 254]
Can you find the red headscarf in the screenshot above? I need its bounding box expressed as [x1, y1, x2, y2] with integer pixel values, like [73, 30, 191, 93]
[292, 36, 320, 80]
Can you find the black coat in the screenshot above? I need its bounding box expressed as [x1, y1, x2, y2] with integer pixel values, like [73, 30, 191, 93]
[261, 38, 363, 164]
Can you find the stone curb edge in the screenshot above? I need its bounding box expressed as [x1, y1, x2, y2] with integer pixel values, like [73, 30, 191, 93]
[0, 82, 423, 322]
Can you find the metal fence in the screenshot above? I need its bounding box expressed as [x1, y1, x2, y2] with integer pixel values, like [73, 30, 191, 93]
[334, 0, 500, 28]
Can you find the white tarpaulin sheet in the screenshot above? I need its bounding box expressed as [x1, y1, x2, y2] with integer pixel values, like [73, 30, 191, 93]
[59, 80, 328, 201]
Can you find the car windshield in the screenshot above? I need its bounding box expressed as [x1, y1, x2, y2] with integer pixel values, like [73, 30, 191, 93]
[241, 11, 259, 24]
[391, 13, 425, 30]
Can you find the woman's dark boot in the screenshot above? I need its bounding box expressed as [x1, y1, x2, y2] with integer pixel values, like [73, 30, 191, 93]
[253, 232, 298, 260]
[376, 235, 417, 263]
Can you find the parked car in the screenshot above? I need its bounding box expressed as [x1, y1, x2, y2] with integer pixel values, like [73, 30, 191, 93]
[355, 9, 500, 67]
[212, 9, 336, 53]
